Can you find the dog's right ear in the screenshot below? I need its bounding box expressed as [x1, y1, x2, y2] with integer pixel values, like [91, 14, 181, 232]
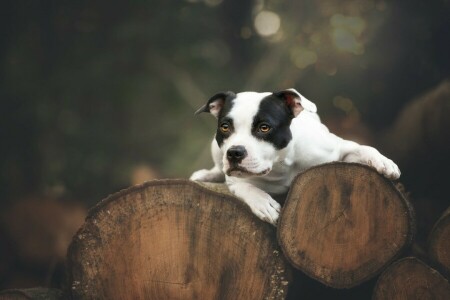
[273, 88, 317, 117]
[194, 91, 235, 118]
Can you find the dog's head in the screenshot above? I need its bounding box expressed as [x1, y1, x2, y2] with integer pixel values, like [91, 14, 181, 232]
[196, 89, 316, 178]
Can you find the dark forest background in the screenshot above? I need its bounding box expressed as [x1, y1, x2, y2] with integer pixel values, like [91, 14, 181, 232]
[0, 0, 449, 292]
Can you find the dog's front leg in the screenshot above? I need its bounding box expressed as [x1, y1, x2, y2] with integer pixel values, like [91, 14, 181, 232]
[227, 181, 281, 226]
[190, 166, 225, 182]
[190, 139, 225, 182]
[339, 140, 401, 179]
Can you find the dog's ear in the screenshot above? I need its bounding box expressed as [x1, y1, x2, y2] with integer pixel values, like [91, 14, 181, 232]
[273, 88, 317, 117]
[195, 91, 235, 118]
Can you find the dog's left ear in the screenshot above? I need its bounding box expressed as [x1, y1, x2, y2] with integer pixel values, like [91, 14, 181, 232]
[195, 91, 235, 118]
[274, 88, 317, 117]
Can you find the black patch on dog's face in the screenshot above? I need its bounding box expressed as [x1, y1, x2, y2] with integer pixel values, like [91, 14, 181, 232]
[215, 94, 237, 147]
[251, 94, 293, 150]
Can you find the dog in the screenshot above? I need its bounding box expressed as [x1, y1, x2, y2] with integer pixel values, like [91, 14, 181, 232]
[190, 89, 400, 225]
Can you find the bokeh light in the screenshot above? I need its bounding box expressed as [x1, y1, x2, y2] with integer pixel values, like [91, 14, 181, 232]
[1, 1, 449, 292]
[330, 14, 366, 54]
[254, 11, 281, 37]
[290, 47, 318, 69]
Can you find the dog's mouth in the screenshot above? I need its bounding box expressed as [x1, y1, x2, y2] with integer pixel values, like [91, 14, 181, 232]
[226, 166, 271, 177]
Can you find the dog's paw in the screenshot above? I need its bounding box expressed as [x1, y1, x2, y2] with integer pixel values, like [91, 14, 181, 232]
[247, 195, 281, 226]
[359, 147, 401, 180]
[190, 169, 210, 181]
[367, 156, 401, 180]
[228, 182, 281, 226]
[190, 169, 225, 182]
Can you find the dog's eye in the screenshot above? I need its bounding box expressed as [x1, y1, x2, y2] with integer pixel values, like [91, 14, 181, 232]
[220, 123, 230, 133]
[259, 124, 271, 133]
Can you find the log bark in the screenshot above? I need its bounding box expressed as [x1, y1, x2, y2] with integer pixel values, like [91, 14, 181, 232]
[373, 257, 450, 300]
[278, 162, 414, 288]
[428, 206, 450, 275]
[67, 179, 291, 300]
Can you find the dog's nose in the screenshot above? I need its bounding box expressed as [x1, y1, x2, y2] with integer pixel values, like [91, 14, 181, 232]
[227, 145, 247, 163]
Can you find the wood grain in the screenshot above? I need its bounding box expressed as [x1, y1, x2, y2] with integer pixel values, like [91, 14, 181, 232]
[67, 179, 291, 300]
[278, 162, 414, 288]
[428, 206, 450, 275]
[373, 257, 450, 300]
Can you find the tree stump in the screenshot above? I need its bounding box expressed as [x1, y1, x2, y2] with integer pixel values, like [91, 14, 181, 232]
[67, 180, 291, 300]
[428, 206, 450, 275]
[373, 257, 450, 300]
[278, 162, 414, 288]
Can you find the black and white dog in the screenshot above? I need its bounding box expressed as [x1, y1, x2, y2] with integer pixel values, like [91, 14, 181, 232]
[190, 89, 400, 225]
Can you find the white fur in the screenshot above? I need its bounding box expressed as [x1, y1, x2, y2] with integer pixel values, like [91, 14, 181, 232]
[191, 89, 401, 226]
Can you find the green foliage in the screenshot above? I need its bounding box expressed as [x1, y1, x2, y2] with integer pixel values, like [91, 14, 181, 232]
[1, 0, 449, 204]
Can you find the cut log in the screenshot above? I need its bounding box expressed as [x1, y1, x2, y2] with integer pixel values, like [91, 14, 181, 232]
[278, 162, 414, 288]
[67, 179, 291, 300]
[373, 257, 450, 300]
[428, 206, 450, 275]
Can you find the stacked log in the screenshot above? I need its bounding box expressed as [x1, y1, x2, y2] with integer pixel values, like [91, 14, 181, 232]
[278, 163, 414, 289]
[2, 164, 449, 298]
[67, 180, 290, 300]
[428, 207, 450, 276]
[373, 257, 450, 300]
[62, 163, 433, 299]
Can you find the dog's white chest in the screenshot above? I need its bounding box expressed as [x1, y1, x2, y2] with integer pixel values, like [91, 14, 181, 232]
[240, 158, 296, 195]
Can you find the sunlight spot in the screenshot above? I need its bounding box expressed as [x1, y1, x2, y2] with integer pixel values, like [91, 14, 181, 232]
[330, 14, 366, 36]
[254, 11, 281, 37]
[316, 61, 338, 76]
[330, 14, 366, 55]
[332, 28, 357, 49]
[333, 96, 354, 112]
[290, 47, 318, 69]
[332, 28, 364, 55]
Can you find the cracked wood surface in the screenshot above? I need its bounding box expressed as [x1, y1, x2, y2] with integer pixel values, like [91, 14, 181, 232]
[278, 162, 414, 288]
[67, 179, 291, 300]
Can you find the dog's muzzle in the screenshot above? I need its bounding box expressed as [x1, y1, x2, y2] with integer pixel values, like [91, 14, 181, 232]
[227, 145, 247, 164]
[225, 145, 271, 177]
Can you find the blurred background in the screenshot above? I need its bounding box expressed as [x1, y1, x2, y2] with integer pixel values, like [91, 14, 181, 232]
[0, 0, 449, 293]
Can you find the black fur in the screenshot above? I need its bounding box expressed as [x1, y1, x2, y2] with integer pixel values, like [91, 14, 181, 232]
[214, 92, 293, 149]
[196, 91, 236, 115]
[215, 93, 236, 147]
[251, 94, 293, 150]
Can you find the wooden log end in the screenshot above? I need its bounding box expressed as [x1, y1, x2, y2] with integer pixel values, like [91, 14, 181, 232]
[278, 162, 415, 288]
[428, 206, 450, 275]
[373, 257, 450, 300]
[67, 179, 291, 299]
